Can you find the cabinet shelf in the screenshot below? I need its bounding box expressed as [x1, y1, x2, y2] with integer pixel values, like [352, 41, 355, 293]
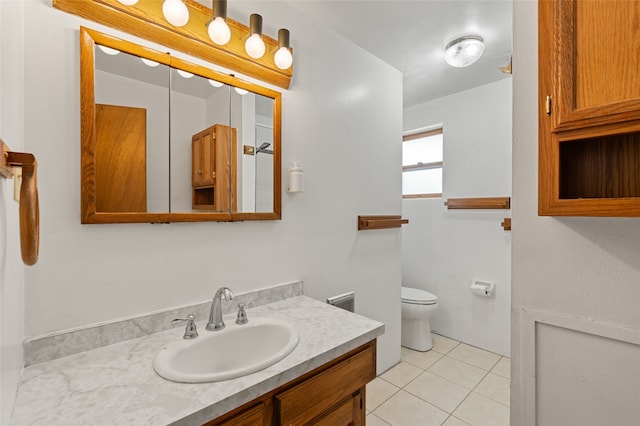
[559, 132, 640, 200]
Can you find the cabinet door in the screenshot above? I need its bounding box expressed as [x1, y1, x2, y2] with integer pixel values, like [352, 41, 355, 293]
[538, 0, 640, 216]
[310, 391, 364, 426]
[192, 135, 203, 187]
[543, 0, 640, 132]
[192, 130, 215, 188]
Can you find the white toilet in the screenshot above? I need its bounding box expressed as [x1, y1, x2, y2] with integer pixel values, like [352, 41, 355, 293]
[401, 286, 439, 351]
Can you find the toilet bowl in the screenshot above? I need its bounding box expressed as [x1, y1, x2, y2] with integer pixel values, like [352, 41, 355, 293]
[401, 286, 439, 351]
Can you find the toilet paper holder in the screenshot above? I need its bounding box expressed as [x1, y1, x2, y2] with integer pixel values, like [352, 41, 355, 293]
[471, 280, 495, 297]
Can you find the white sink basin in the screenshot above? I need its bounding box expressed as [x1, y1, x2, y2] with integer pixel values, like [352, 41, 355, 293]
[154, 317, 299, 383]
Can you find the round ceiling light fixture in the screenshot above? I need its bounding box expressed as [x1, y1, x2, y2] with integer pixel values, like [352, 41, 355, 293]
[444, 35, 485, 68]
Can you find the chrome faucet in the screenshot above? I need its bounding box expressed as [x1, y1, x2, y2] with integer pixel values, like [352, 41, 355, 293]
[206, 287, 234, 331]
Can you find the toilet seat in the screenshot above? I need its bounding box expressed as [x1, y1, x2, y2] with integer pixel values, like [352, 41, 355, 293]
[401, 286, 438, 305]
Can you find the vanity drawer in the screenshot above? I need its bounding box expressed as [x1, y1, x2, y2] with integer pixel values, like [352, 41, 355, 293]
[275, 343, 375, 425]
[309, 392, 363, 426]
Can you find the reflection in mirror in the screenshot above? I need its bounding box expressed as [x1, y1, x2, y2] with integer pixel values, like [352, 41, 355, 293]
[94, 44, 170, 213]
[232, 90, 275, 213]
[168, 68, 234, 212]
[81, 27, 281, 223]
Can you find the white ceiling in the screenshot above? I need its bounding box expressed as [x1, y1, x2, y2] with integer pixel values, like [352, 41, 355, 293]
[285, 0, 513, 108]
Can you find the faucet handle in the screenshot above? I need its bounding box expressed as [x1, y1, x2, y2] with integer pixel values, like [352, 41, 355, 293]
[172, 314, 198, 339]
[236, 303, 249, 325]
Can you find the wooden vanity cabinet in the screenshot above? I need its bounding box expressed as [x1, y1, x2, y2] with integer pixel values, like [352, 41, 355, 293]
[538, 0, 640, 216]
[192, 124, 237, 211]
[205, 340, 376, 426]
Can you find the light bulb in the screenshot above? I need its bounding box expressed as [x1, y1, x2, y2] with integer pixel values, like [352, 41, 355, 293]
[274, 29, 292, 70]
[208, 79, 224, 88]
[208, 17, 231, 45]
[234, 87, 248, 95]
[245, 34, 265, 59]
[98, 45, 120, 56]
[274, 47, 293, 69]
[177, 69, 194, 78]
[162, 0, 189, 27]
[116, 0, 138, 5]
[141, 58, 159, 67]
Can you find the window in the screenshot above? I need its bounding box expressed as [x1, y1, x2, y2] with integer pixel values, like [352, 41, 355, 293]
[402, 128, 443, 198]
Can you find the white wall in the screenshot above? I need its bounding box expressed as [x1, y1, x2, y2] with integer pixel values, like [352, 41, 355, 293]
[403, 79, 512, 356]
[512, 1, 640, 424]
[20, 0, 402, 373]
[0, 1, 25, 423]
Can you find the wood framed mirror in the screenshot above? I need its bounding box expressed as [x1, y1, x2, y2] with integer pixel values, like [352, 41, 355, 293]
[80, 27, 281, 224]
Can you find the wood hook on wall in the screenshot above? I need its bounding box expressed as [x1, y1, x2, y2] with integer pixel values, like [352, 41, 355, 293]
[1, 139, 39, 266]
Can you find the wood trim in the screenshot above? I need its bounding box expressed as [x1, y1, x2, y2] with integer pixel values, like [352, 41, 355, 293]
[358, 215, 408, 230]
[501, 217, 512, 231]
[403, 128, 443, 141]
[403, 193, 442, 199]
[53, 0, 292, 89]
[402, 161, 442, 172]
[444, 197, 511, 210]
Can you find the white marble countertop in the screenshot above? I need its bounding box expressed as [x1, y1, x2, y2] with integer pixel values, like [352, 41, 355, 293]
[11, 296, 384, 426]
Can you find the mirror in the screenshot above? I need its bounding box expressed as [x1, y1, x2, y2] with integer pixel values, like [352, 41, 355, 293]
[80, 27, 281, 223]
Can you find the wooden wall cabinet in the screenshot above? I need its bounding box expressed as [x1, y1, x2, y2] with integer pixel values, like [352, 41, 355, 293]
[539, 0, 640, 216]
[192, 123, 237, 211]
[206, 340, 376, 426]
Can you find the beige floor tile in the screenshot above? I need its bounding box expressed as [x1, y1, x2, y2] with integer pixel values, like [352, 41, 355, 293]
[454, 392, 510, 426]
[429, 356, 487, 389]
[374, 390, 449, 426]
[404, 371, 471, 413]
[474, 373, 510, 406]
[491, 357, 511, 379]
[443, 416, 472, 426]
[367, 412, 391, 426]
[381, 362, 424, 388]
[447, 343, 501, 371]
[431, 333, 460, 354]
[367, 377, 400, 411]
[401, 346, 444, 370]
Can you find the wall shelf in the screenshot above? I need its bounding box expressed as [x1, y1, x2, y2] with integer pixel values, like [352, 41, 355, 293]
[444, 197, 511, 210]
[358, 215, 408, 230]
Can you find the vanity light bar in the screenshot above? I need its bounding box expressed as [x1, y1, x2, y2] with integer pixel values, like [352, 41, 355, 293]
[115, 0, 294, 71]
[54, 0, 293, 89]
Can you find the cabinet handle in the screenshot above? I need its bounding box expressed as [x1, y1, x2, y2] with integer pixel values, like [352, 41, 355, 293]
[212, 171, 215, 179]
[545, 95, 552, 116]
[196, 170, 203, 175]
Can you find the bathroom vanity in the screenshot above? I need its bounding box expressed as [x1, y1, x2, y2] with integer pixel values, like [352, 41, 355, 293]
[11, 295, 384, 425]
[209, 341, 375, 425]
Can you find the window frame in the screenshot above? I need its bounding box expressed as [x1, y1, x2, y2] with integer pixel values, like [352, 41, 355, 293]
[402, 127, 443, 199]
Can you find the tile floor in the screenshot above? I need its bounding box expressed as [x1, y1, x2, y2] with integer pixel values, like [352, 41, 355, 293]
[366, 333, 510, 426]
